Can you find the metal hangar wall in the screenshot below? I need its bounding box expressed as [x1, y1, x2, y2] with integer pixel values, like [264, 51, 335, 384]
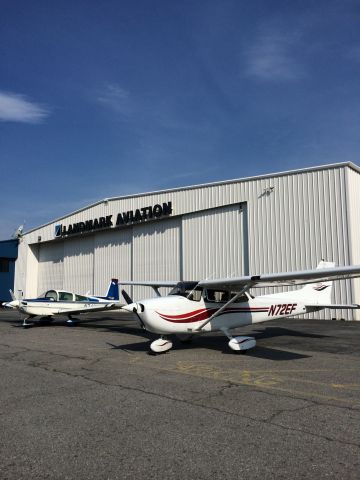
[14, 162, 360, 320]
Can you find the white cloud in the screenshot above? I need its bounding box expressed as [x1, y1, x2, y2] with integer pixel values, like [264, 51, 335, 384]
[244, 31, 304, 81]
[97, 83, 132, 115]
[0, 91, 50, 123]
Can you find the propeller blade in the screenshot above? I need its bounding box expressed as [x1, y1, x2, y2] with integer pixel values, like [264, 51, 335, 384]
[132, 307, 146, 329]
[121, 289, 133, 305]
[9, 289, 16, 301]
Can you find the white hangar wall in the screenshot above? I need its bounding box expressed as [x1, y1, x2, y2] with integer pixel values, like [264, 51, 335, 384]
[347, 167, 360, 309]
[14, 162, 360, 319]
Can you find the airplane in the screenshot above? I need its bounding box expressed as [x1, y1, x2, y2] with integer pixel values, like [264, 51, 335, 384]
[2, 279, 122, 328]
[120, 262, 360, 354]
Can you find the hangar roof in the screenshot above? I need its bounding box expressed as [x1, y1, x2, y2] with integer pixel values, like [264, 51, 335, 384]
[24, 161, 360, 235]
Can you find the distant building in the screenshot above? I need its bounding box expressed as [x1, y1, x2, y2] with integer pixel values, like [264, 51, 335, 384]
[13, 162, 360, 319]
[0, 239, 19, 302]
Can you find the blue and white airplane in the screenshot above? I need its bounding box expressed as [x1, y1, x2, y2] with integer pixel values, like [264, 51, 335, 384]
[3, 279, 122, 327]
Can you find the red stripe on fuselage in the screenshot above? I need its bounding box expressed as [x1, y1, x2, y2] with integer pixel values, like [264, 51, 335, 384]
[156, 306, 269, 323]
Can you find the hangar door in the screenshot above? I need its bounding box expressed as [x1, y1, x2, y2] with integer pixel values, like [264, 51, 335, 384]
[37, 241, 64, 294]
[63, 236, 94, 294]
[93, 228, 132, 296]
[132, 217, 181, 299]
[182, 203, 247, 280]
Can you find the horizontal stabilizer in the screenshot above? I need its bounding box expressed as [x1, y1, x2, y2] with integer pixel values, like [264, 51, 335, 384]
[306, 304, 360, 309]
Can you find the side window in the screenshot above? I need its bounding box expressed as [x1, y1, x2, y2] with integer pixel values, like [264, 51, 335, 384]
[230, 293, 249, 303]
[206, 290, 230, 303]
[59, 292, 74, 301]
[187, 289, 202, 302]
[75, 294, 89, 302]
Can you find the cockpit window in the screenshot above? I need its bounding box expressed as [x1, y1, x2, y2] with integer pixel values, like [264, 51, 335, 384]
[45, 290, 58, 301]
[205, 289, 230, 303]
[168, 282, 203, 301]
[230, 292, 249, 303]
[58, 292, 74, 301]
[187, 289, 202, 301]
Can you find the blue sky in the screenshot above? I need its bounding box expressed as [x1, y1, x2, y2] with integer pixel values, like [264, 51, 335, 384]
[1, 0, 360, 239]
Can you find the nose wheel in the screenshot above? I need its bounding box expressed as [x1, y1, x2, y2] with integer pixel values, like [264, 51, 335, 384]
[150, 337, 173, 354]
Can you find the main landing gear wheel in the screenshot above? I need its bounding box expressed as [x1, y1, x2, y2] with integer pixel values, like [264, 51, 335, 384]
[150, 337, 173, 354]
[66, 315, 79, 326]
[22, 316, 34, 328]
[228, 336, 256, 352]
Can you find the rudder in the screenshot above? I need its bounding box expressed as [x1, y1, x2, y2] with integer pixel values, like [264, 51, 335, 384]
[105, 279, 119, 300]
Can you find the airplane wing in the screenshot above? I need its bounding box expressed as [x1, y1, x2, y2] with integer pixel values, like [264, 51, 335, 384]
[119, 281, 179, 288]
[53, 302, 123, 315]
[198, 264, 360, 290]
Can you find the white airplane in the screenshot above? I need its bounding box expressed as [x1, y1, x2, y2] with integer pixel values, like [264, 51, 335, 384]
[3, 279, 122, 327]
[120, 262, 360, 354]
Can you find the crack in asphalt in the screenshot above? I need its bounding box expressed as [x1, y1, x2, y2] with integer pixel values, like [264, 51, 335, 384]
[1, 343, 359, 451]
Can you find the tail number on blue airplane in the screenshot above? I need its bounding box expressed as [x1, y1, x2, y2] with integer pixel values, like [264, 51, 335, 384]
[268, 303, 297, 316]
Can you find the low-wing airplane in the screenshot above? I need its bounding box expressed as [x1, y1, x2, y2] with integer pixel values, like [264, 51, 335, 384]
[120, 262, 360, 353]
[3, 279, 122, 327]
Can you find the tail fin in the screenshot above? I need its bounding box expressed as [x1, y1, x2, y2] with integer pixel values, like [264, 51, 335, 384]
[105, 279, 119, 300]
[3, 290, 20, 309]
[298, 261, 335, 304]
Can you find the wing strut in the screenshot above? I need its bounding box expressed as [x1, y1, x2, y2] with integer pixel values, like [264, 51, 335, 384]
[152, 287, 161, 297]
[195, 282, 253, 332]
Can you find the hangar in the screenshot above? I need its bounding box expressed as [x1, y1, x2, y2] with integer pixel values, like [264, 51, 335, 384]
[0, 238, 18, 303]
[14, 162, 360, 320]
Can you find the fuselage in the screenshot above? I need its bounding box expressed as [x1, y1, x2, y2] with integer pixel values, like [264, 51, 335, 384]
[16, 299, 107, 316]
[4, 288, 118, 317]
[128, 293, 309, 335]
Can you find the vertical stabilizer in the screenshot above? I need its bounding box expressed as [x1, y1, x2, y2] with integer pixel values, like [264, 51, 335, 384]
[298, 261, 335, 304]
[105, 279, 119, 300]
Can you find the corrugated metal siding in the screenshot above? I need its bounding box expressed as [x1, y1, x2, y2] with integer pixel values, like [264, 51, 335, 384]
[63, 236, 94, 294]
[182, 204, 245, 280]
[132, 217, 180, 300]
[37, 241, 64, 294]
[93, 228, 132, 296]
[14, 240, 28, 298]
[246, 168, 352, 319]
[346, 168, 360, 319]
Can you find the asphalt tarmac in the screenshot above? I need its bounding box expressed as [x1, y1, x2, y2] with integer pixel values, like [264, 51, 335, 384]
[0, 309, 359, 480]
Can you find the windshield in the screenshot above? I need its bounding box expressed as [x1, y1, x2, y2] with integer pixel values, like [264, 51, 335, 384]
[44, 290, 58, 301]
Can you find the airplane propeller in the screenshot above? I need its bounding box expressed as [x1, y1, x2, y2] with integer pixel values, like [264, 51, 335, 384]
[121, 288, 146, 329]
[121, 289, 133, 305]
[5, 289, 26, 324]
